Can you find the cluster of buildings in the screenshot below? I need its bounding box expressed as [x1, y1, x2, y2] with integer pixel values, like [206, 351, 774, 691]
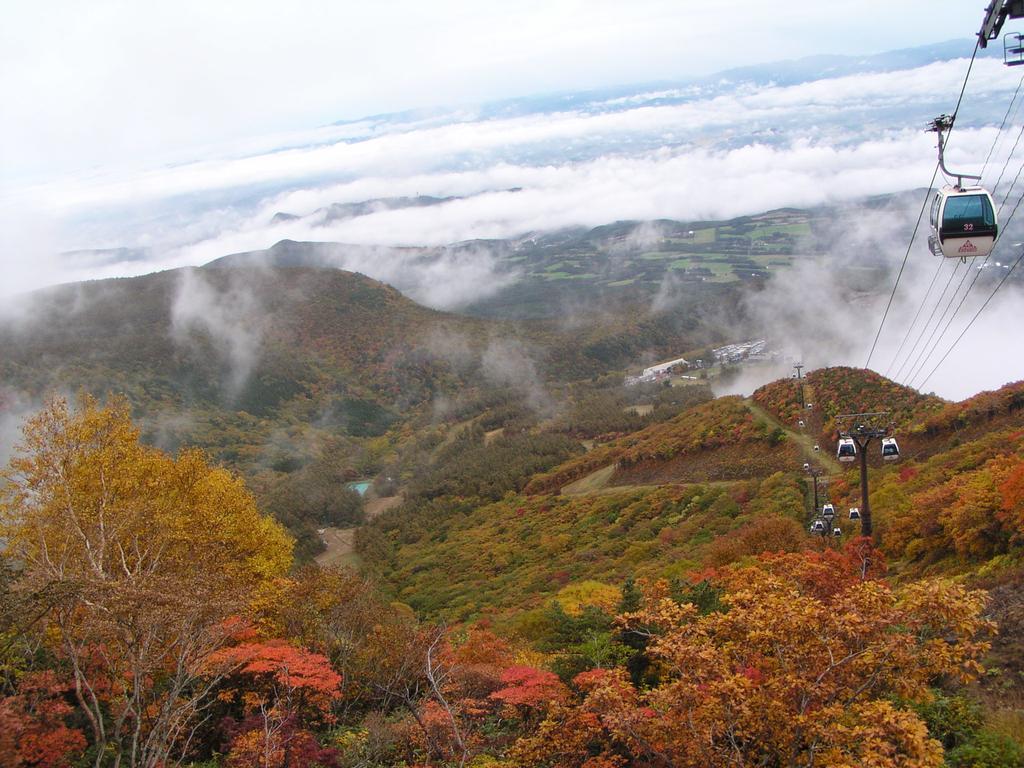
[711, 339, 769, 364]
[624, 339, 773, 386]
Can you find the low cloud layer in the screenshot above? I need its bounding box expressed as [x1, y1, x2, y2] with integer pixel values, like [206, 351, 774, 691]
[4, 51, 1024, 401]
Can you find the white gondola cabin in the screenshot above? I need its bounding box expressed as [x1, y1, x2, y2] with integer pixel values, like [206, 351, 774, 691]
[810, 520, 825, 533]
[881, 437, 900, 462]
[928, 186, 998, 259]
[832, 527, 842, 537]
[837, 438, 857, 463]
[849, 507, 861, 520]
[822, 503, 835, 520]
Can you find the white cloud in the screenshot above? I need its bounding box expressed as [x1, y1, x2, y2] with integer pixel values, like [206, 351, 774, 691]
[15, 56, 1017, 221]
[170, 269, 266, 395]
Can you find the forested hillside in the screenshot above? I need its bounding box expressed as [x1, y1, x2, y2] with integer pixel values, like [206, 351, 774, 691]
[0, 262, 725, 557]
[3, 277, 1024, 766]
[5, 377, 1023, 767]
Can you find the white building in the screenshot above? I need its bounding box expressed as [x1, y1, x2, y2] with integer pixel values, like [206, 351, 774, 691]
[641, 356, 690, 378]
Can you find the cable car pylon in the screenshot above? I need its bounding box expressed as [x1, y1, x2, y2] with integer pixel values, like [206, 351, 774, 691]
[835, 412, 896, 538]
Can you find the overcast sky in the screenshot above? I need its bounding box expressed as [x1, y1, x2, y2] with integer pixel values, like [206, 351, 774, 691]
[0, 1, 988, 183]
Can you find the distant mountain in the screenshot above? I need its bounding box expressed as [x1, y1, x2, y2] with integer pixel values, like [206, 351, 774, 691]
[271, 194, 461, 225]
[330, 39, 994, 131]
[0, 265, 483, 451]
[207, 197, 929, 321]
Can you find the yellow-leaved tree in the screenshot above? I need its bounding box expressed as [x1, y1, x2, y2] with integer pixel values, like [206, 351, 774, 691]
[0, 395, 293, 768]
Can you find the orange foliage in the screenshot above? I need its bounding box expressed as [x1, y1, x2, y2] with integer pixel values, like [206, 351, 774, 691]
[703, 514, 809, 566]
[511, 552, 991, 768]
[490, 666, 569, 710]
[999, 460, 1024, 543]
[0, 672, 86, 768]
[212, 639, 342, 713]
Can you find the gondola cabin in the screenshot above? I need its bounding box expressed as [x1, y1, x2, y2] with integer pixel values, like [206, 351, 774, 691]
[810, 520, 825, 533]
[822, 503, 835, 520]
[928, 186, 998, 259]
[837, 438, 857, 462]
[881, 437, 900, 461]
[833, 527, 842, 537]
[849, 507, 861, 520]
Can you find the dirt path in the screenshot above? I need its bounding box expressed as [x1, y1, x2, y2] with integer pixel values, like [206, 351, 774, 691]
[745, 399, 842, 475]
[560, 464, 751, 498]
[315, 495, 402, 568]
[315, 527, 358, 568]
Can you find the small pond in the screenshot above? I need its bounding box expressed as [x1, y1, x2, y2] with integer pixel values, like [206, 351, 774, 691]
[347, 480, 371, 496]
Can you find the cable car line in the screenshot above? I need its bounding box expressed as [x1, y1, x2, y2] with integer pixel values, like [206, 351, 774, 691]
[884, 255, 947, 377]
[894, 259, 965, 383]
[981, 70, 1024, 179]
[902, 259, 978, 385]
[864, 40, 981, 369]
[906, 152, 1024, 381]
[891, 257, 964, 382]
[986, 110, 1024, 199]
[908, 183, 1024, 388]
[889, 259, 959, 382]
[916, 245, 1024, 390]
[988, 121, 1024, 202]
[864, 164, 939, 369]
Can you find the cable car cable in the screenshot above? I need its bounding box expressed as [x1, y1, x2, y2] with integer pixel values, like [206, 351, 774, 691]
[904, 159, 1024, 385]
[902, 259, 977, 384]
[864, 164, 939, 369]
[864, 40, 980, 369]
[916, 245, 1024, 390]
[989, 121, 1024, 200]
[895, 259, 965, 383]
[887, 72, 1023, 378]
[884, 256, 946, 377]
[908, 182, 1024, 387]
[890, 258, 958, 381]
[981, 70, 1024, 180]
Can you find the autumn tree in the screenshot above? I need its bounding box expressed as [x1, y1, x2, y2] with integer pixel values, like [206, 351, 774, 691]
[273, 565, 393, 717]
[0, 396, 294, 768]
[512, 552, 993, 768]
[0, 670, 86, 768]
[210, 639, 342, 768]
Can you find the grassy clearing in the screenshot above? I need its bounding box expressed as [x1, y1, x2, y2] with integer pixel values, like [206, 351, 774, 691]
[561, 463, 617, 495]
[748, 223, 811, 239]
[625, 404, 654, 416]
